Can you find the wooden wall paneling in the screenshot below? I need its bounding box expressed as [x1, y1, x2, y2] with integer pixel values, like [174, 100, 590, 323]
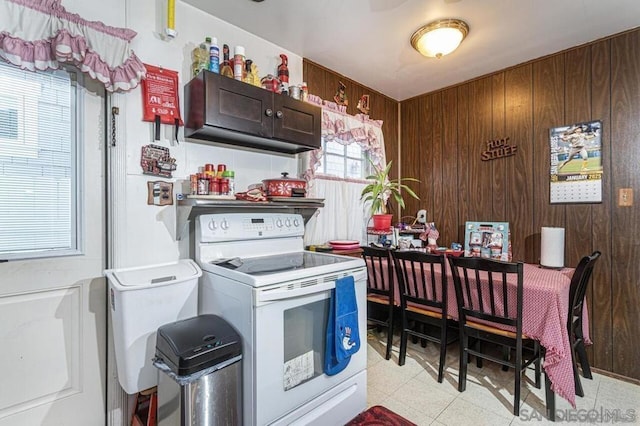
[344, 79, 358, 116]
[467, 77, 494, 221]
[589, 39, 613, 371]
[532, 55, 566, 263]
[384, 97, 400, 219]
[563, 46, 594, 269]
[303, 61, 326, 100]
[398, 28, 640, 380]
[418, 95, 434, 222]
[441, 87, 460, 246]
[382, 97, 399, 184]
[400, 97, 424, 221]
[456, 84, 471, 243]
[610, 31, 640, 380]
[430, 92, 445, 234]
[504, 65, 534, 262]
[491, 73, 508, 220]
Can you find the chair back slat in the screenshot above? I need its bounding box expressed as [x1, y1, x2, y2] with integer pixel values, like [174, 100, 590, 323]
[448, 256, 523, 330]
[391, 250, 447, 314]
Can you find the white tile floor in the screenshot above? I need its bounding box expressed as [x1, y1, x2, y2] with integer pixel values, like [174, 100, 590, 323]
[365, 329, 640, 425]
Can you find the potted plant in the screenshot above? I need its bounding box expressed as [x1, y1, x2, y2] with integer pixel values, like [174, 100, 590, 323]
[360, 160, 420, 231]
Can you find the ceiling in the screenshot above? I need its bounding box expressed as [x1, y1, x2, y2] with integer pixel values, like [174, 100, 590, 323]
[183, 0, 640, 101]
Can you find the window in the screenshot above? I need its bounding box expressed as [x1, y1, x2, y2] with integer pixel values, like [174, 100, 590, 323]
[0, 62, 82, 260]
[319, 139, 372, 180]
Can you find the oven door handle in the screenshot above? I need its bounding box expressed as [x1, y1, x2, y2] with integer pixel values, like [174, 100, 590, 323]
[257, 281, 336, 302]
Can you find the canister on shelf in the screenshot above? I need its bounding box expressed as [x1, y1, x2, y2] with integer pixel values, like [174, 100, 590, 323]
[289, 85, 301, 100]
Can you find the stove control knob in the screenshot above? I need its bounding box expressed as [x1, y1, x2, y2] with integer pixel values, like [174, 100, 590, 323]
[293, 218, 300, 227]
[285, 218, 291, 227]
[276, 218, 283, 228]
[220, 219, 230, 230]
[208, 220, 217, 230]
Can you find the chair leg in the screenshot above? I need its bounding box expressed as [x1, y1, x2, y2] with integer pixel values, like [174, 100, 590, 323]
[544, 368, 556, 421]
[475, 339, 483, 368]
[573, 356, 585, 397]
[458, 332, 468, 392]
[534, 341, 541, 389]
[437, 321, 447, 383]
[384, 307, 394, 360]
[398, 312, 408, 366]
[514, 348, 522, 416]
[575, 340, 592, 379]
[502, 345, 510, 372]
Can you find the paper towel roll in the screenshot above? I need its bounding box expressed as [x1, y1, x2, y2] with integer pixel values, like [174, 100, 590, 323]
[540, 227, 565, 268]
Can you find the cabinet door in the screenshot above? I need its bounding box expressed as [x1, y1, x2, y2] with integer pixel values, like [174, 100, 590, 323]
[273, 95, 321, 150]
[204, 72, 273, 137]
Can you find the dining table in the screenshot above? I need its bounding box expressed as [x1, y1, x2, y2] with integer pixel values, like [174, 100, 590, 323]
[365, 250, 589, 420]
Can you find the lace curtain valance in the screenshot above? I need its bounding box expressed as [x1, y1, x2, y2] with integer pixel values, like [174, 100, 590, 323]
[302, 94, 386, 182]
[0, 0, 145, 92]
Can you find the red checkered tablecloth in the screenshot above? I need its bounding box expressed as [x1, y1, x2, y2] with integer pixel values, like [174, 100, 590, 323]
[366, 256, 585, 408]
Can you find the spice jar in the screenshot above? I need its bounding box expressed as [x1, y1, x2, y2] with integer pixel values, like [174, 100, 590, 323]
[220, 178, 230, 195]
[217, 163, 226, 178]
[197, 174, 210, 195]
[222, 170, 235, 196]
[209, 178, 220, 195]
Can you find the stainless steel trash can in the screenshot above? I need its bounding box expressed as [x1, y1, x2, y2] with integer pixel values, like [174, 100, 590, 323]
[154, 314, 242, 426]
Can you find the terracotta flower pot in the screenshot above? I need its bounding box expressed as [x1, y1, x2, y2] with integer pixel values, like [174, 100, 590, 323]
[372, 214, 393, 231]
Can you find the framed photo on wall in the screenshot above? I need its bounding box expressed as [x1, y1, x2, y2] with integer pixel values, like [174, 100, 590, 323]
[549, 120, 603, 203]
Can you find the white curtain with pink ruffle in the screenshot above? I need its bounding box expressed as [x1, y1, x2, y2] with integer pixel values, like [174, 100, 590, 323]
[0, 0, 146, 92]
[301, 95, 387, 246]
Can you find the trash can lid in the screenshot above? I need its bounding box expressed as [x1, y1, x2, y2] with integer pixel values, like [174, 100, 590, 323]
[155, 314, 242, 376]
[104, 259, 202, 289]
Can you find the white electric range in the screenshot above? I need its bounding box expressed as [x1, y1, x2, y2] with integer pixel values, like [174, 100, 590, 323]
[195, 212, 367, 426]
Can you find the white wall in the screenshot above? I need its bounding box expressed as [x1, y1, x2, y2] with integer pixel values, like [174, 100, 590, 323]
[114, 0, 304, 267]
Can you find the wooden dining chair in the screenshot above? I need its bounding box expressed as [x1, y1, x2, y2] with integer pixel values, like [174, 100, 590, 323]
[568, 250, 601, 397]
[361, 246, 396, 360]
[448, 256, 542, 416]
[391, 250, 455, 383]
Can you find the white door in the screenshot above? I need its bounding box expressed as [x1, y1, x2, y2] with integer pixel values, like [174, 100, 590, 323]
[0, 73, 107, 425]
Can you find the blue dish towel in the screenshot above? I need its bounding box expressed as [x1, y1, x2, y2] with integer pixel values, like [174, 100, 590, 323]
[324, 275, 360, 376]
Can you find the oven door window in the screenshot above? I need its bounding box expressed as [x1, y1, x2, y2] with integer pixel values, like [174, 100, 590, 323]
[283, 298, 328, 390]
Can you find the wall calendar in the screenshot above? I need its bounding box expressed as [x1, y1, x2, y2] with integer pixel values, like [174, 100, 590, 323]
[549, 120, 603, 204]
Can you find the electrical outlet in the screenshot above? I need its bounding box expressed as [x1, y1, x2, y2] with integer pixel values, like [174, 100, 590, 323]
[618, 188, 633, 207]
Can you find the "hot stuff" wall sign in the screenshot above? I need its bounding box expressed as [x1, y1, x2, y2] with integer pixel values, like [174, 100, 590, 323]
[481, 137, 518, 161]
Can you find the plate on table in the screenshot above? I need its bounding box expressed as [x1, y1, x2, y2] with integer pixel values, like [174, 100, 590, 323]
[329, 240, 361, 250]
[329, 240, 359, 246]
[330, 244, 361, 251]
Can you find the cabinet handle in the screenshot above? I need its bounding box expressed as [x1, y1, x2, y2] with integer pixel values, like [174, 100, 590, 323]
[265, 108, 273, 117]
[276, 110, 284, 119]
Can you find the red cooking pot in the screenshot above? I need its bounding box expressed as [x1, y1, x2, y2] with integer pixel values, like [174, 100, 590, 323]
[262, 172, 307, 197]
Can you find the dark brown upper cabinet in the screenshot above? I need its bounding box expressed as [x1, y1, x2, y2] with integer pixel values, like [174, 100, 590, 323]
[184, 71, 321, 154]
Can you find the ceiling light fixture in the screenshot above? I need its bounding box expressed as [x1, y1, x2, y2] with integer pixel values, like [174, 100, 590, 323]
[410, 18, 469, 59]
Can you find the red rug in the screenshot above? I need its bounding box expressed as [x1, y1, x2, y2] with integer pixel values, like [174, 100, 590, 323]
[345, 405, 417, 426]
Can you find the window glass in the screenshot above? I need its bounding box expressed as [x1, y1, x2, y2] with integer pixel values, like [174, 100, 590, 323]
[0, 62, 81, 260]
[319, 139, 371, 180]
